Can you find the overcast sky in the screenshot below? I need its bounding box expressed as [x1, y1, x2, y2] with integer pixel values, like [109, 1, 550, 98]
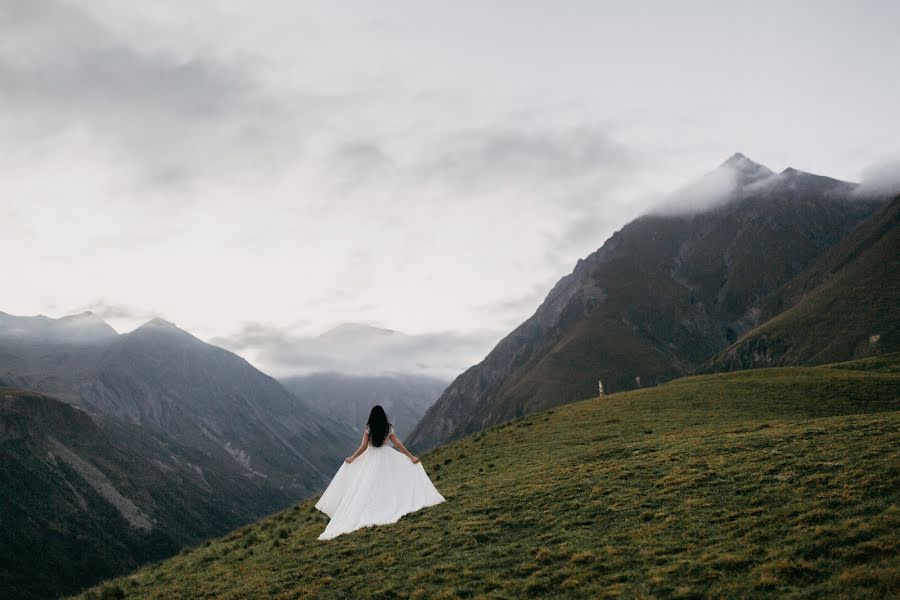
[2, 1, 898, 377]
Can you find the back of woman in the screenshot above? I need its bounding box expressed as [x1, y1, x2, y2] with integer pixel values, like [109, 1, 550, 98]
[314, 404, 445, 540]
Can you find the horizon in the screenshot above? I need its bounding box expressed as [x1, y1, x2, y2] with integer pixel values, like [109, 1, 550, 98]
[3, 150, 896, 379]
[4, 1, 900, 379]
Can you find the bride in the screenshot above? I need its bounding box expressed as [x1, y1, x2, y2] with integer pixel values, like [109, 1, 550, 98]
[315, 405, 445, 540]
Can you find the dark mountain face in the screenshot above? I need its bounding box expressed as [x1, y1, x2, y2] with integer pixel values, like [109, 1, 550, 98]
[708, 194, 900, 369]
[1, 316, 358, 598]
[0, 388, 288, 600]
[408, 156, 889, 451]
[0, 317, 355, 495]
[281, 372, 447, 439]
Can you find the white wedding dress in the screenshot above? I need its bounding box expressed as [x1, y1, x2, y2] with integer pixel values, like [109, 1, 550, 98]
[315, 425, 445, 540]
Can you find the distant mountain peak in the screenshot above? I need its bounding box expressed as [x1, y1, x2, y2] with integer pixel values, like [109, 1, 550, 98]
[0, 309, 117, 342]
[720, 152, 774, 183]
[722, 151, 750, 164]
[319, 323, 399, 340]
[146, 317, 175, 327]
[131, 317, 191, 337]
[770, 166, 858, 192]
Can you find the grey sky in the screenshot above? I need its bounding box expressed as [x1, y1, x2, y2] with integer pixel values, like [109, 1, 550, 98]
[2, 1, 898, 377]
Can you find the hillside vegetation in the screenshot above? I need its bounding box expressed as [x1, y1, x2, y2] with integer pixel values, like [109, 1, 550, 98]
[711, 195, 899, 370]
[75, 354, 900, 599]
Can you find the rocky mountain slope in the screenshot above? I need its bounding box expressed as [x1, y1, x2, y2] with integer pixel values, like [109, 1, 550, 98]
[709, 194, 899, 369]
[0, 388, 290, 600]
[1, 316, 354, 494]
[281, 372, 446, 438]
[408, 154, 889, 451]
[0, 314, 357, 598]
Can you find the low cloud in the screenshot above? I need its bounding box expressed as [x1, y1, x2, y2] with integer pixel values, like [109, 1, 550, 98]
[649, 163, 739, 216]
[855, 157, 900, 197]
[212, 322, 504, 379]
[70, 301, 159, 323]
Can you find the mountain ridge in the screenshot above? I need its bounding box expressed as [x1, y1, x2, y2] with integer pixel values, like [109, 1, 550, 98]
[1, 387, 293, 600]
[408, 154, 889, 451]
[0, 315, 357, 598]
[0, 310, 119, 343]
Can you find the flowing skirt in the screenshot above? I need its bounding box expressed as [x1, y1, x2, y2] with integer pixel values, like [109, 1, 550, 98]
[314, 445, 445, 540]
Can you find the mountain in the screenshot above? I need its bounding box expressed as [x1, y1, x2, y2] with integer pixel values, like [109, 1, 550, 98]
[74, 354, 900, 599]
[281, 373, 447, 438]
[0, 314, 356, 598]
[0, 316, 354, 494]
[235, 322, 463, 378]
[0, 388, 289, 600]
[408, 154, 889, 451]
[708, 194, 900, 369]
[0, 310, 118, 344]
[316, 323, 399, 343]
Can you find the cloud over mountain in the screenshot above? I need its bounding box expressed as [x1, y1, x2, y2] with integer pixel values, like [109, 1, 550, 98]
[214, 322, 502, 379]
[856, 158, 900, 197]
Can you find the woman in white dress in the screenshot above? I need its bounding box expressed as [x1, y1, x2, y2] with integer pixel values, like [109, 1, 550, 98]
[315, 405, 445, 540]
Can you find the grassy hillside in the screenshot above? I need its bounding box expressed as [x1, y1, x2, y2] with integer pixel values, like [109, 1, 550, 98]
[711, 195, 899, 370]
[75, 355, 900, 599]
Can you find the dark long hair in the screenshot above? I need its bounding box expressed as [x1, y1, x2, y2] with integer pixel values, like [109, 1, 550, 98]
[366, 405, 391, 447]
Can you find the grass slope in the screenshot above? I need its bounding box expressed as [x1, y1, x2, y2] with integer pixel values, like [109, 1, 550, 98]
[711, 195, 900, 370]
[75, 355, 900, 599]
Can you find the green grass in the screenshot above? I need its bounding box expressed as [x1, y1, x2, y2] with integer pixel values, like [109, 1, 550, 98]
[713, 196, 899, 370]
[74, 355, 900, 599]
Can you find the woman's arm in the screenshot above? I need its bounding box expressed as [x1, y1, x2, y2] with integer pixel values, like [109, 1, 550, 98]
[389, 432, 420, 464]
[345, 429, 369, 463]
